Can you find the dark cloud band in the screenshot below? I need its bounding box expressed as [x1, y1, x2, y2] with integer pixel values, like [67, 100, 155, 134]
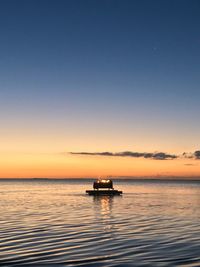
[70, 151, 177, 160]
[70, 150, 200, 160]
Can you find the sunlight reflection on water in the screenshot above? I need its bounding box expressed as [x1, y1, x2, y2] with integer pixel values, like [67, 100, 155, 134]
[0, 179, 200, 266]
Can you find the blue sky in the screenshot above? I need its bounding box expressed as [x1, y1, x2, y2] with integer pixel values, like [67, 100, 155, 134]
[0, 0, 200, 157]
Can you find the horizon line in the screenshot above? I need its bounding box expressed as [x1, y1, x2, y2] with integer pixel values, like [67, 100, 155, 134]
[1, 176, 200, 180]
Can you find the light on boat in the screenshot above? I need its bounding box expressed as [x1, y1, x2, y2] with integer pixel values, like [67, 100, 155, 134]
[100, 179, 110, 183]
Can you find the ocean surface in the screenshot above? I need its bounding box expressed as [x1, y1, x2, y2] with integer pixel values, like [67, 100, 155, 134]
[0, 179, 200, 267]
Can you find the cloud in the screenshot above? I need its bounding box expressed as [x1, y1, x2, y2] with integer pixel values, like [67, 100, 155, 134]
[183, 151, 200, 160]
[184, 163, 197, 166]
[182, 152, 194, 159]
[194, 150, 200, 159]
[70, 150, 200, 161]
[151, 152, 177, 160]
[70, 151, 177, 160]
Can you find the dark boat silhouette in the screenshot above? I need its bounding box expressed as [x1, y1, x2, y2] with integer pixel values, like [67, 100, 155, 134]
[86, 179, 123, 195]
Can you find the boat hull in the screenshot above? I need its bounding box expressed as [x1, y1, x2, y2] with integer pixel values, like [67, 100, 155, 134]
[86, 190, 122, 196]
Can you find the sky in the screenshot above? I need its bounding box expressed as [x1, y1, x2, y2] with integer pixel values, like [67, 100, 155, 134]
[0, 0, 200, 178]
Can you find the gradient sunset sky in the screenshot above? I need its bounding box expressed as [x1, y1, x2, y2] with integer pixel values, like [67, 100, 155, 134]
[1, 0, 200, 178]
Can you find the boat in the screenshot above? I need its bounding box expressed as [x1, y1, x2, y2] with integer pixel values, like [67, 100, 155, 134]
[86, 179, 123, 195]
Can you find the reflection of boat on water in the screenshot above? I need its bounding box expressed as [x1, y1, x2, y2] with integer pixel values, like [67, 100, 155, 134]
[86, 179, 123, 195]
[93, 195, 113, 217]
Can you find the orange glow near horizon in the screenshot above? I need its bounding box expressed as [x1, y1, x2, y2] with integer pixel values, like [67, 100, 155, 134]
[1, 151, 200, 179]
[1, 124, 200, 179]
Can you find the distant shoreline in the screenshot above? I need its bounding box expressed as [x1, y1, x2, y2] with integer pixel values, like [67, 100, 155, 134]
[1, 177, 200, 182]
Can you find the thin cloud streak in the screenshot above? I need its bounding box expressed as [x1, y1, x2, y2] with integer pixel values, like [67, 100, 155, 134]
[184, 163, 198, 166]
[70, 151, 177, 160]
[70, 150, 200, 160]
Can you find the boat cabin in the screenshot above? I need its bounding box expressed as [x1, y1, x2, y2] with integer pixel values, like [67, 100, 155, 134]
[86, 178, 122, 195]
[93, 179, 113, 190]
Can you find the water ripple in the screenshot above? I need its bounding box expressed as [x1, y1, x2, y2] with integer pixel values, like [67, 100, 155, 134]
[0, 179, 200, 266]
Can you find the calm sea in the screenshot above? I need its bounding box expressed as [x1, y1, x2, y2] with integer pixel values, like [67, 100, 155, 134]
[0, 179, 200, 267]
